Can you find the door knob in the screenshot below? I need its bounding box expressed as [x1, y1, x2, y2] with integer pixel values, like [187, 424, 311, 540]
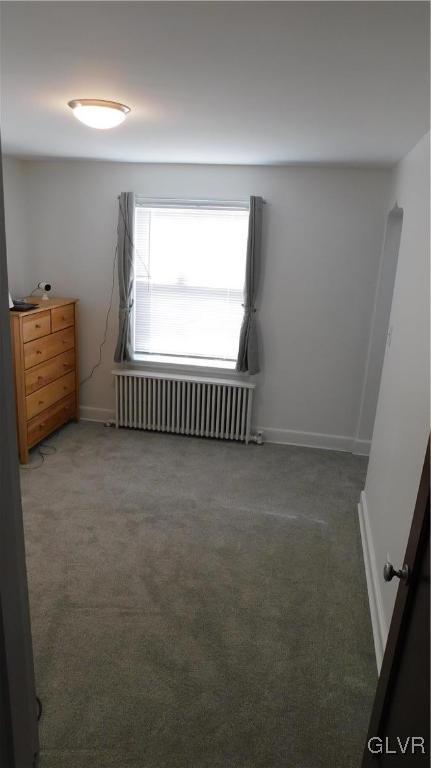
[383, 561, 409, 584]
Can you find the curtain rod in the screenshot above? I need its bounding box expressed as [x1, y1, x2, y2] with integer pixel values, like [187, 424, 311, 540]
[117, 195, 266, 204]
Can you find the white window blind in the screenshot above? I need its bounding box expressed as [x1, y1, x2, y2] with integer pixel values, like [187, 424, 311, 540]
[133, 201, 249, 364]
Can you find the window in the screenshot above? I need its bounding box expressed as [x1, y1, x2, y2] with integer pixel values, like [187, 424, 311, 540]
[133, 200, 249, 367]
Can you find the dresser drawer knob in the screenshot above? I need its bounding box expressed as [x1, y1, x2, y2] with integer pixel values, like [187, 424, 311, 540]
[39, 422, 45, 429]
[36, 350, 42, 355]
[38, 400, 44, 405]
[35, 323, 41, 329]
[37, 375, 44, 381]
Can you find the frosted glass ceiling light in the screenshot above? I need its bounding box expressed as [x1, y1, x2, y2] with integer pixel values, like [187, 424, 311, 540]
[68, 99, 130, 129]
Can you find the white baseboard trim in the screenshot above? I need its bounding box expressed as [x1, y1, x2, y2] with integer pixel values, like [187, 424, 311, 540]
[358, 490, 387, 671]
[77, 413, 371, 456]
[352, 438, 371, 456]
[80, 406, 115, 423]
[255, 427, 355, 453]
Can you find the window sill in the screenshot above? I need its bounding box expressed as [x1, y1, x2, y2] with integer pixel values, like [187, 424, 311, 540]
[127, 354, 249, 379]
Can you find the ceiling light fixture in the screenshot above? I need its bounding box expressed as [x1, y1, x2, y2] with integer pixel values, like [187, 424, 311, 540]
[67, 99, 131, 129]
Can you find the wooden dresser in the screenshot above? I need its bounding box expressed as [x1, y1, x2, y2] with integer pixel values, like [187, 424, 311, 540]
[10, 298, 79, 464]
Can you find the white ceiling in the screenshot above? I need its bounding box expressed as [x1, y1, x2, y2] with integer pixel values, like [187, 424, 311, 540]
[0, 1, 429, 165]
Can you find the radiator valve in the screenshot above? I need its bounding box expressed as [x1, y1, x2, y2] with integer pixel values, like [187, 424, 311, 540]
[250, 430, 264, 445]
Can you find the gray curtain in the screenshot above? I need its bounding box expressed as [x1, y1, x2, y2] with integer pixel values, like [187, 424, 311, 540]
[114, 192, 135, 362]
[236, 196, 263, 374]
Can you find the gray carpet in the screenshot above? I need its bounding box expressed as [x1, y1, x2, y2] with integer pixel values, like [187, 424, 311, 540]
[20, 422, 375, 768]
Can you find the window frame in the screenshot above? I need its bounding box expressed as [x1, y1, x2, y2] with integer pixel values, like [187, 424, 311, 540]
[132, 197, 250, 374]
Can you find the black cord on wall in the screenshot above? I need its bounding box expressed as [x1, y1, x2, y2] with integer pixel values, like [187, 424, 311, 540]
[80, 194, 135, 387]
[79, 244, 118, 387]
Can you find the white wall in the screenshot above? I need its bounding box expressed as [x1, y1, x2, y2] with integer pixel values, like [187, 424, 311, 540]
[4, 159, 391, 445]
[359, 132, 430, 667]
[3, 157, 32, 297]
[355, 204, 403, 443]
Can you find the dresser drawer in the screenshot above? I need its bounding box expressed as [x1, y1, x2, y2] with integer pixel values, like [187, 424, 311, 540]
[26, 371, 75, 420]
[27, 394, 75, 447]
[51, 303, 75, 332]
[24, 326, 75, 369]
[25, 349, 75, 395]
[22, 310, 51, 342]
